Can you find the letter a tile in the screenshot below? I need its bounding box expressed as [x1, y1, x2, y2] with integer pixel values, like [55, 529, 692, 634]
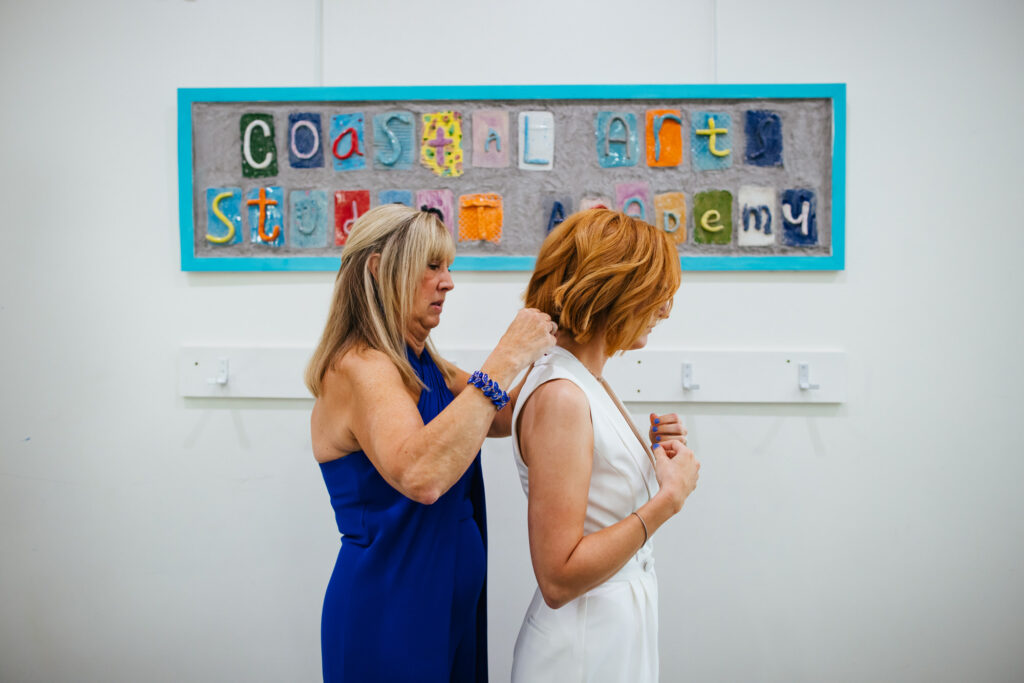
[472, 110, 509, 168]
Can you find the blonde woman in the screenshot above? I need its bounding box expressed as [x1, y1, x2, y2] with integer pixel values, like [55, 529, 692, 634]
[306, 204, 555, 682]
[511, 209, 701, 682]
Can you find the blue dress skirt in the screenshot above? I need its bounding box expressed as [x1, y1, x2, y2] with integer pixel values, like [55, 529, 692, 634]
[319, 346, 488, 682]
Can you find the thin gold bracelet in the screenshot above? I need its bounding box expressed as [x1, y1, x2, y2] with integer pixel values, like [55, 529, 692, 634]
[631, 511, 648, 548]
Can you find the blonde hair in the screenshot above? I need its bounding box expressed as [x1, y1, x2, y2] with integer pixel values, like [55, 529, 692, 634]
[525, 209, 681, 354]
[305, 204, 457, 397]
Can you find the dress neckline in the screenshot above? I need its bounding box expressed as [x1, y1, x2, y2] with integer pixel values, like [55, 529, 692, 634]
[406, 344, 429, 364]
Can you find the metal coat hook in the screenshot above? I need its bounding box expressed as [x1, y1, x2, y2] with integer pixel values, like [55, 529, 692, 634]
[798, 362, 819, 391]
[682, 363, 700, 391]
[207, 358, 229, 385]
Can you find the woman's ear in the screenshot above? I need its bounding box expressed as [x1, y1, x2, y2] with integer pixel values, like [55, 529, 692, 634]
[367, 253, 381, 280]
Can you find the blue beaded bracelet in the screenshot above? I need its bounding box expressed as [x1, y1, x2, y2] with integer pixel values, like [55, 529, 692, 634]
[467, 370, 510, 410]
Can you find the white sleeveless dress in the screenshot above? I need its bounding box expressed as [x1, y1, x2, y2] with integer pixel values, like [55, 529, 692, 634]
[510, 346, 661, 683]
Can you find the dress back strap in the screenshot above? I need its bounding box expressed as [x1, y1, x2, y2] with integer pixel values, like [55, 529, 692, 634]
[593, 375, 658, 471]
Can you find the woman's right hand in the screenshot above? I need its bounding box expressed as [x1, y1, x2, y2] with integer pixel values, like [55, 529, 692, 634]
[484, 308, 557, 382]
[652, 439, 700, 513]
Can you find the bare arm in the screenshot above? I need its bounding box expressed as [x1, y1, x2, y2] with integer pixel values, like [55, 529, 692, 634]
[521, 380, 699, 609]
[312, 308, 554, 504]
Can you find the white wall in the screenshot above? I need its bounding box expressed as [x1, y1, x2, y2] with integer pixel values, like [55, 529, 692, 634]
[1, 0, 1022, 681]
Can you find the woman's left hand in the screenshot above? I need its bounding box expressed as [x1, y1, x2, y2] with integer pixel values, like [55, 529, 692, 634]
[649, 412, 686, 448]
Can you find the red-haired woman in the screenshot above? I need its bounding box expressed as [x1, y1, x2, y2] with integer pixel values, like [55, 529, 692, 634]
[510, 209, 701, 682]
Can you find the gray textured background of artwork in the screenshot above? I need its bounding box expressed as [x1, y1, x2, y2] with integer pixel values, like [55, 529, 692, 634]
[191, 98, 832, 259]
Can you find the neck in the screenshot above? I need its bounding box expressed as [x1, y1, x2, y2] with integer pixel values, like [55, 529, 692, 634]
[405, 329, 427, 356]
[556, 331, 609, 379]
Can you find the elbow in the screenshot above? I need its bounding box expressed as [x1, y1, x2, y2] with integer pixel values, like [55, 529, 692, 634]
[396, 468, 445, 505]
[402, 479, 443, 505]
[488, 419, 512, 439]
[410, 488, 442, 506]
[541, 592, 568, 611]
[537, 578, 573, 610]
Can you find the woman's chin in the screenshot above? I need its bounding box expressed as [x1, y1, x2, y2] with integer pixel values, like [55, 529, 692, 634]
[628, 333, 651, 351]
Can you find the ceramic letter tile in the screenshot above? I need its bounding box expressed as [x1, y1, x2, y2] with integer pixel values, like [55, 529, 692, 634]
[780, 189, 818, 246]
[615, 182, 652, 222]
[290, 190, 328, 248]
[579, 196, 613, 211]
[205, 188, 243, 246]
[240, 113, 278, 178]
[288, 113, 324, 169]
[472, 110, 509, 168]
[420, 112, 464, 177]
[458, 193, 503, 243]
[330, 113, 367, 171]
[518, 111, 554, 171]
[693, 190, 733, 245]
[737, 186, 776, 246]
[543, 195, 573, 234]
[646, 109, 683, 167]
[744, 110, 783, 167]
[246, 186, 285, 246]
[334, 190, 371, 246]
[691, 112, 732, 171]
[373, 111, 414, 170]
[415, 189, 455, 233]
[379, 189, 414, 207]
[654, 192, 687, 244]
[596, 112, 639, 168]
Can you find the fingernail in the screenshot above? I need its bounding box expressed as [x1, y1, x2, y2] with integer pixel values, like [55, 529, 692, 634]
[654, 418, 660, 424]
[655, 436, 661, 442]
[653, 443, 661, 449]
[652, 426, 658, 432]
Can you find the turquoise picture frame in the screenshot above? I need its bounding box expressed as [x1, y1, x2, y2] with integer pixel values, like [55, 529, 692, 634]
[178, 84, 845, 272]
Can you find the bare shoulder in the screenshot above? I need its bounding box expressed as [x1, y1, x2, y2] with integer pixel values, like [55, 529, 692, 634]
[528, 378, 588, 409]
[335, 345, 395, 376]
[518, 379, 593, 469]
[520, 378, 591, 425]
[319, 346, 413, 414]
[324, 346, 403, 395]
[312, 347, 404, 463]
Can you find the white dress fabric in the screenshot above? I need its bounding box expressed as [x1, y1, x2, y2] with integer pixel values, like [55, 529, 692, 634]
[510, 346, 661, 683]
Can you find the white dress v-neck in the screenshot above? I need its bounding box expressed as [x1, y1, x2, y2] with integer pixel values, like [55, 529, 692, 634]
[510, 346, 661, 683]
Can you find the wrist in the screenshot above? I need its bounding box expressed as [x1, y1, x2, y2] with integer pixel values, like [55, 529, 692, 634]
[649, 488, 684, 518]
[466, 370, 510, 410]
[631, 511, 649, 548]
[480, 353, 520, 388]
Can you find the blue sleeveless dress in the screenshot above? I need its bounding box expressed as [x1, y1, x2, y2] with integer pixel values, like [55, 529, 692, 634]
[319, 346, 488, 682]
